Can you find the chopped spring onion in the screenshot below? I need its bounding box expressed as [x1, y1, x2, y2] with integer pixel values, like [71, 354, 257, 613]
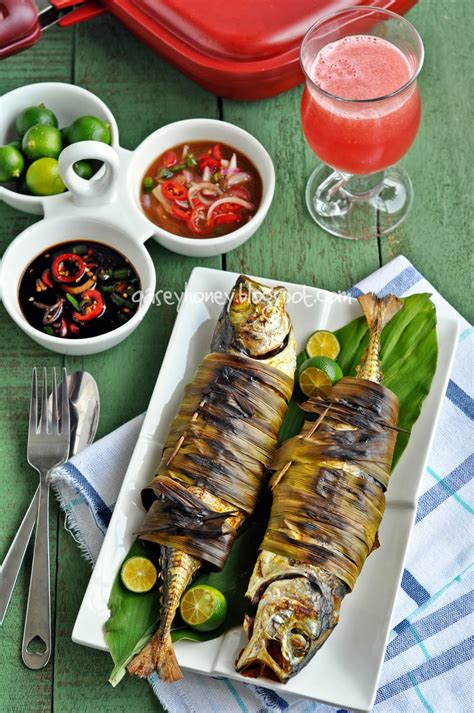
[143, 177, 155, 192]
[66, 293, 81, 310]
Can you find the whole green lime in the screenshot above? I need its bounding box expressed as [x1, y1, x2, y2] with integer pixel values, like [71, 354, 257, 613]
[22, 124, 63, 161]
[63, 115, 111, 145]
[73, 160, 94, 180]
[15, 104, 58, 137]
[26, 158, 66, 196]
[0, 145, 25, 182]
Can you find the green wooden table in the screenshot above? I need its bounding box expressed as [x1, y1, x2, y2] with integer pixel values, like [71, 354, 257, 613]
[0, 2, 471, 711]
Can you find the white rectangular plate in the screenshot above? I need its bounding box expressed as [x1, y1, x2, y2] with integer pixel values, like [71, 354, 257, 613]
[73, 267, 459, 712]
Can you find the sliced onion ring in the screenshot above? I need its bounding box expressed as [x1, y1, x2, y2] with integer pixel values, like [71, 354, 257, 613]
[227, 172, 252, 187]
[152, 184, 172, 213]
[175, 199, 190, 209]
[206, 196, 254, 220]
[43, 301, 63, 325]
[188, 182, 222, 204]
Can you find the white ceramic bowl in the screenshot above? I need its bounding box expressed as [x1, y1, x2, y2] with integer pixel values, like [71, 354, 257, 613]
[0, 217, 156, 355]
[127, 118, 275, 257]
[0, 82, 119, 215]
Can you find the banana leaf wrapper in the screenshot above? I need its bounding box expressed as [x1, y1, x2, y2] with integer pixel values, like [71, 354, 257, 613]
[138, 352, 293, 568]
[261, 377, 399, 591]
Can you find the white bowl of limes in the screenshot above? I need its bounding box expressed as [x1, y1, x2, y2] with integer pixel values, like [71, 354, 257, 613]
[0, 82, 119, 215]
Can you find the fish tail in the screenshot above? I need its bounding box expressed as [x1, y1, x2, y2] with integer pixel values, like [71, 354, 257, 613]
[127, 620, 182, 681]
[356, 293, 403, 382]
[155, 632, 182, 682]
[128, 548, 200, 681]
[358, 293, 403, 333]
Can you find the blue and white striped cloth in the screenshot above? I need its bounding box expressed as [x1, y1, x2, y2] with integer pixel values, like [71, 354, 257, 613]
[51, 256, 473, 713]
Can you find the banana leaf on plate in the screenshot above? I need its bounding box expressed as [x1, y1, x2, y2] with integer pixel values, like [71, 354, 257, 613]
[106, 292, 438, 685]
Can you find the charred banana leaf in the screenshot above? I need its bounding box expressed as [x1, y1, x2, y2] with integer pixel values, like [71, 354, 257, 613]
[128, 276, 296, 682]
[236, 293, 403, 683]
[264, 378, 399, 590]
[138, 352, 293, 568]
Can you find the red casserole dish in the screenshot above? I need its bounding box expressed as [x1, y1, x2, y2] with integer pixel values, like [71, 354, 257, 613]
[102, 0, 418, 99]
[0, 0, 418, 100]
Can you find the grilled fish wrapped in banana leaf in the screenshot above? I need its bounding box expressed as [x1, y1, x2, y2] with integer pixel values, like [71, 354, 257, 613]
[128, 276, 296, 682]
[236, 293, 403, 683]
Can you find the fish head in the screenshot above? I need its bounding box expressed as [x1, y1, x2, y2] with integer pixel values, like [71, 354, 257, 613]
[236, 576, 337, 683]
[212, 276, 291, 359]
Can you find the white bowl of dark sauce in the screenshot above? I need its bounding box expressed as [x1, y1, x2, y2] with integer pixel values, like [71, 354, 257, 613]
[0, 217, 155, 355]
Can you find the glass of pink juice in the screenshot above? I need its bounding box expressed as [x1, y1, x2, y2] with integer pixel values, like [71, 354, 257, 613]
[300, 7, 424, 239]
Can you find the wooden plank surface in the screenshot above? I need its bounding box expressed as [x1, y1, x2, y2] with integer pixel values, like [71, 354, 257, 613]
[0, 28, 74, 713]
[380, 0, 473, 323]
[0, 1, 471, 711]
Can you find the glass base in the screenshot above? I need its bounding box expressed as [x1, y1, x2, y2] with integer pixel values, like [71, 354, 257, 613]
[305, 164, 413, 240]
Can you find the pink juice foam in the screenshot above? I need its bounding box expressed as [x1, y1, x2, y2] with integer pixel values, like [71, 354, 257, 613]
[311, 35, 411, 100]
[301, 35, 421, 174]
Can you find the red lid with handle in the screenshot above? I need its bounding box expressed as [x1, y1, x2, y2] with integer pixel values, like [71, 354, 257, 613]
[103, 0, 418, 99]
[0, 0, 418, 100]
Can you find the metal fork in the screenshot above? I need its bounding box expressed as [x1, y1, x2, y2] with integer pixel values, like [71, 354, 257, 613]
[22, 367, 70, 669]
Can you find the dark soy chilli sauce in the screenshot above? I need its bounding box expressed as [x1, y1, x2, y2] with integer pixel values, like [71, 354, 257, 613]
[140, 141, 263, 239]
[19, 241, 141, 339]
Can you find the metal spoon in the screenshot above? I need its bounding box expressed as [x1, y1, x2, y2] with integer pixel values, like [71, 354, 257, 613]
[0, 372, 100, 625]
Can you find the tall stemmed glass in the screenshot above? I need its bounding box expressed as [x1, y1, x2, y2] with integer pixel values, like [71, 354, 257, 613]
[300, 6, 424, 239]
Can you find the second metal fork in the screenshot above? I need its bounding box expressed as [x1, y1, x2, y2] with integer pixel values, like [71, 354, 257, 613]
[22, 367, 70, 669]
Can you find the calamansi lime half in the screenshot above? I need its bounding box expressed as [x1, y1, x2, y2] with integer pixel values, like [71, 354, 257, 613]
[180, 585, 227, 632]
[299, 367, 333, 398]
[306, 330, 340, 359]
[120, 556, 158, 593]
[299, 356, 343, 384]
[298, 356, 343, 398]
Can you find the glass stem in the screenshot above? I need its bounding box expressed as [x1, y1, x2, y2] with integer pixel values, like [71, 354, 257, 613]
[340, 171, 386, 200]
